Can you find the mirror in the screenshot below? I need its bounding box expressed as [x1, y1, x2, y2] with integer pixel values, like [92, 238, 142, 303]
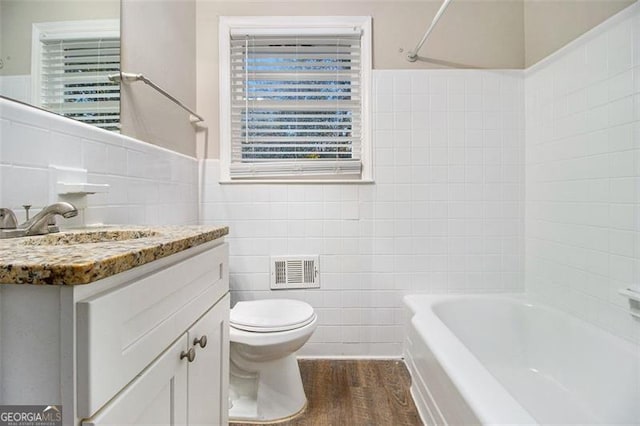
[0, 0, 120, 131]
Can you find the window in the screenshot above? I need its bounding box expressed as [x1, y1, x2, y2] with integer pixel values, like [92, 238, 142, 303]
[32, 20, 120, 131]
[219, 17, 372, 181]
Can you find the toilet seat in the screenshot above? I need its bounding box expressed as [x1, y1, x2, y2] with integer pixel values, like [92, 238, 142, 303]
[230, 299, 316, 333]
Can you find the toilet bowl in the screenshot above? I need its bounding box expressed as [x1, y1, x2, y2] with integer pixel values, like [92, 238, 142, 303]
[228, 299, 317, 423]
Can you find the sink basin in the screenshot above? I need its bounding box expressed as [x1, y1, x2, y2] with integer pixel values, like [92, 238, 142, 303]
[21, 230, 160, 246]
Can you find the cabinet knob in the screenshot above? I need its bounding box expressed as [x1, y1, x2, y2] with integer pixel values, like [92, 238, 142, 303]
[180, 347, 196, 362]
[194, 335, 208, 349]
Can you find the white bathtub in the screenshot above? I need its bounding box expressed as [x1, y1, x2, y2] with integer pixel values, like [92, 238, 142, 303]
[403, 294, 640, 425]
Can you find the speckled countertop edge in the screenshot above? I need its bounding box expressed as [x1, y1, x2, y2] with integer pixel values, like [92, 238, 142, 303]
[0, 225, 229, 285]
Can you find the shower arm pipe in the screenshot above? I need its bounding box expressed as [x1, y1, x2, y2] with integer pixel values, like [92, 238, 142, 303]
[407, 0, 454, 62]
[108, 72, 204, 123]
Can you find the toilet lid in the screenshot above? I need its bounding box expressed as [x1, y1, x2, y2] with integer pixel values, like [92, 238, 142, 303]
[230, 299, 316, 332]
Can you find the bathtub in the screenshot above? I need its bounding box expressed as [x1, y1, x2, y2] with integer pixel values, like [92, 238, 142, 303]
[403, 294, 640, 425]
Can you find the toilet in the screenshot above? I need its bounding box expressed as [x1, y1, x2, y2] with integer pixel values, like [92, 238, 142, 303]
[228, 299, 317, 423]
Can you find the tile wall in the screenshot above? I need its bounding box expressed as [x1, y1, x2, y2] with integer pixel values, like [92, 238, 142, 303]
[525, 3, 640, 344]
[202, 69, 526, 356]
[0, 98, 198, 226]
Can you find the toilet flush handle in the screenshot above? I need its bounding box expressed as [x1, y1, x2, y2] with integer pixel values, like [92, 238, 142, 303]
[194, 335, 208, 349]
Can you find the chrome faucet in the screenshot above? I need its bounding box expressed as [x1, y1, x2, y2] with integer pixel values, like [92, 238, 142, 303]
[0, 208, 18, 229]
[19, 202, 78, 236]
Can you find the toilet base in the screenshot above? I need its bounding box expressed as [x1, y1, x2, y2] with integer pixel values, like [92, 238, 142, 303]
[229, 352, 307, 423]
[229, 401, 306, 425]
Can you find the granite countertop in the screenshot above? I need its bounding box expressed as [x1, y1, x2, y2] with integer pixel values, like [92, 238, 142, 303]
[0, 225, 229, 285]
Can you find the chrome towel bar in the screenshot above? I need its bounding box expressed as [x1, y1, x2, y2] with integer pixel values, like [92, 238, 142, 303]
[108, 72, 204, 124]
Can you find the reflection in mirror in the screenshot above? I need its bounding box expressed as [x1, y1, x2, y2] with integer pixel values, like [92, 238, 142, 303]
[0, 0, 121, 131]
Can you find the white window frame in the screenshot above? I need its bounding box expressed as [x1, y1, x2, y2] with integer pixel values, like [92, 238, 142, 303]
[218, 16, 373, 183]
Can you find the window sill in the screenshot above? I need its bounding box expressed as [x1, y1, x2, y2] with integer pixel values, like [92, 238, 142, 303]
[219, 179, 375, 185]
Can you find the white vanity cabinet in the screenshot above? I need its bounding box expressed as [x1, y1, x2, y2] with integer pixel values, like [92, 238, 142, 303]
[83, 297, 229, 426]
[0, 238, 229, 426]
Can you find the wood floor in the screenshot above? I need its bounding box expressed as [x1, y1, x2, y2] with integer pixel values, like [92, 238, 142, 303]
[233, 359, 423, 426]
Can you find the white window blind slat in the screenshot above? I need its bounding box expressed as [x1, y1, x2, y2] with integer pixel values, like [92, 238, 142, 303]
[42, 55, 121, 64]
[47, 102, 120, 112]
[228, 31, 363, 178]
[230, 102, 360, 111]
[39, 34, 119, 44]
[230, 160, 362, 179]
[231, 54, 360, 62]
[43, 75, 115, 84]
[42, 85, 120, 94]
[230, 112, 362, 118]
[230, 35, 360, 43]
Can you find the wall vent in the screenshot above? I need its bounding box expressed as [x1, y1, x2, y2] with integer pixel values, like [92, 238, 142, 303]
[270, 256, 320, 289]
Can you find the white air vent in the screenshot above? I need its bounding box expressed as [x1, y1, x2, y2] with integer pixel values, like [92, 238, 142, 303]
[270, 256, 320, 289]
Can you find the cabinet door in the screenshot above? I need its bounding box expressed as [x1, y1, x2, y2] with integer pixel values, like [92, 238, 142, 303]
[187, 293, 230, 426]
[83, 336, 189, 426]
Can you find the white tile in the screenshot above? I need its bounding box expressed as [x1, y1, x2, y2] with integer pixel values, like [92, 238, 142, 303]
[411, 94, 430, 111]
[466, 111, 483, 129]
[49, 132, 83, 169]
[2, 122, 51, 167]
[635, 15, 640, 67]
[430, 93, 448, 111]
[1, 98, 51, 129]
[608, 69, 635, 101]
[466, 93, 483, 111]
[393, 74, 412, 94]
[587, 79, 609, 108]
[449, 92, 467, 111]
[82, 140, 109, 173]
[374, 73, 394, 94]
[429, 74, 448, 94]
[609, 152, 637, 177]
[373, 113, 393, 130]
[608, 96, 634, 127]
[393, 93, 411, 112]
[609, 229, 637, 257]
[1, 166, 50, 208]
[375, 91, 394, 113]
[410, 73, 429, 94]
[585, 34, 609, 83]
[608, 19, 634, 76]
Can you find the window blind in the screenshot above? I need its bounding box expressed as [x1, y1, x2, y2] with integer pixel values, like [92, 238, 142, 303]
[229, 33, 363, 178]
[40, 36, 120, 131]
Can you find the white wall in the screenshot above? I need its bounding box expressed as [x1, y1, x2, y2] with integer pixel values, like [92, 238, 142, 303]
[120, 0, 198, 157]
[0, 0, 119, 76]
[0, 75, 31, 104]
[0, 99, 199, 226]
[524, 0, 636, 67]
[201, 69, 526, 356]
[525, 4, 640, 344]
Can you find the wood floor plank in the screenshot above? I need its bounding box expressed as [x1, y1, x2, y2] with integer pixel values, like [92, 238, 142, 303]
[232, 360, 423, 426]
